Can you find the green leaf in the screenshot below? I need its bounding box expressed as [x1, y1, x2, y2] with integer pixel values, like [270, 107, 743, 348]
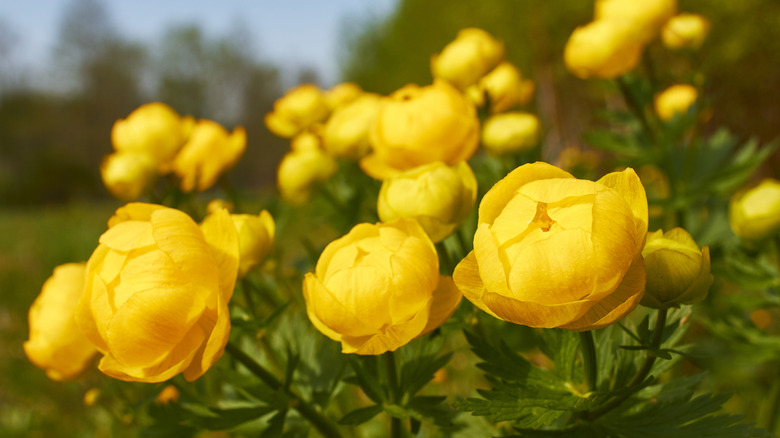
[346, 355, 385, 404]
[181, 403, 276, 431]
[259, 410, 287, 438]
[338, 405, 384, 425]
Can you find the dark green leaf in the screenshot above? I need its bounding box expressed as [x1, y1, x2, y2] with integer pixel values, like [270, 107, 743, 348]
[338, 405, 384, 425]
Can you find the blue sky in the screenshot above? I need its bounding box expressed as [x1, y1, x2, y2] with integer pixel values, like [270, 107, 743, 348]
[0, 0, 397, 87]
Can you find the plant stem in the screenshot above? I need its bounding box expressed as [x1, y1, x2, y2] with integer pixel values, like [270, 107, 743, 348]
[225, 342, 343, 438]
[435, 242, 454, 274]
[385, 351, 402, 438]
[616, 76, 655, 142]
[761, 373, 780, 433]
[579, 331, 598, 392]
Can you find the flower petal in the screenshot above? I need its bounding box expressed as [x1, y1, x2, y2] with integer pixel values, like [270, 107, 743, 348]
[596, 168, 648, 244]
[200, 208, 240, 301]
[452, 251, 500, 319]
[420, 276, 462, 335]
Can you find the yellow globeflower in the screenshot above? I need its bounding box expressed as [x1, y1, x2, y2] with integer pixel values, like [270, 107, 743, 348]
[323, 94, 382, 160]
[76, 203, 239, 383]
[481, 112, 540, 155]
[111, 102, 194, 171]
[24, 263, 98, 381]
[662, 13, 710, 50]
[466, 62, 535, 114]
[595, 0, 677, 44]
[326, 82, 363, 110]
[378, 162, 477, 243]
[431, 28, 505, 90]
[172, 120, 247, 192]
[641, 228, 712, 309]
[100, 152, 158, 201]
[564, 20, 644, 79]
[654, 84, 697, 121]
[264, 84, 331, 138]
[362, 80, 480, 180]
[277, 139, 338, 205]
[230, 211, 275, 278]
[730, 179, 780, 241]
[303, 219, 462, 354]
[453, 162, 648, 331]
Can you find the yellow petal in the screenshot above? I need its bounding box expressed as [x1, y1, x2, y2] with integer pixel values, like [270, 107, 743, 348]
[111, 249, 192, 309]
[76, 268, 111, 352]
[453, 251, 500, 318]
[597, 168, 648, 244]
[322, 266, 392, 335]
[343, 296, 433, 355]
[200, 208, 240, 301]
[420, 276, 462, 335]
[481, 290, 593, 328]
[99, 220, 157, 252]
[473, 224, 513, 298]
[107, 203, 167, 228]
[303, 273, 344, 342]
[183, 296, 231, 381]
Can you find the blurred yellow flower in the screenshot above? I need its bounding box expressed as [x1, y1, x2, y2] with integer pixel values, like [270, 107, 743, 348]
[291, 129, 323, 153]
[277, 138, 338, 204]
[662, 13, 710, 50]
[431, 28, 505, 90]
[595, 0, 677, 44]
[323, 93, 382, 160]
[466, 62, 535, 113]
[378, 162, 477, 243]
[264, 84, 331, 138]
[83, 388, 101, 406]
[229, 211, 275, 278]
[654, 84, 697, 121]
[172, 120, 247, 192]
[303, 219, 462, 354]
[555, 147, 602, 180]
[453, 162, 648, 331]
[76, 203, 239, 382]
[730, 178, 780, 241]
[24, 263, 98, 381]
[154, 385, 180, 404]
[206, 198, 234, 214]
[362, 80, 480, 180]
[481, 112, 540, 155]
[100, 152, 157, 201]
[641, 228, 712, 309]
[325, 82, 363, 110]
[564, 20, 644, 79]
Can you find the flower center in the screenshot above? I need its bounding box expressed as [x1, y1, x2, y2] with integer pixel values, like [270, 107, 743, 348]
[531, 202, 556, 232]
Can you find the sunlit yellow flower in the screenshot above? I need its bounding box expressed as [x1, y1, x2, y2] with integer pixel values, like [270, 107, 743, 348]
[362, 80, 479, 180]
[206, 199, 234, 214]
[323, 93, 382, 160]
[453, 162, 648, 331]
[229, 211, 275, 277]
[654, 84, 697, 121]
[466, 62, 535, 113]
[326, 82, 363, 110]
[24, 263, 98, 381]
[172, 119, 247, 192]
[564, 20, 644, 79]
[100, 152, 157, 201]
[378, 162, 477, 243]
[76, 203, 239, 382]
[303, 219, 462, 354]
[431, 28, 505, 90]
[595, 0, 677, 44]
[278, 139, 338, 204]
[264, 84, 331, 138]
[662, 13, 710, 50]
[481, 112, 540, 155]
[291, 129, 323, 153]
[641, 228, 712, 309]
[730, 178, 780, 241]
[154, 385, 180, 404]
[83, 388, 101, 406]
[111, 103, 194, 171]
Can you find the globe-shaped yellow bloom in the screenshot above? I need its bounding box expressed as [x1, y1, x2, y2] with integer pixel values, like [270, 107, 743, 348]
[431, 28, 505, 90]
[323, 93, 382, 160]
[481, 112, 540, 155]
[24, 263, 98, 381]
[378, 162, 477, 243]
[325, 82, 363, 110]
[230, 211, 275, 278]
[564, 20, 644, 79]
[277, 137, 338, 205]
[662, 13, 710, 50]
[264, 84, 331, 138]
[111, 102, 193, 171]
[453, 162, 648, 331]
[76, 203, 239, 382]
[303, 219, 462, 354]
[466, 62, 535, 114]
[172, 119, 247, 192]
[641, 228, 712, 309]
[730, 179, 780, 241]
[595, 0, 677, 44]
[362, 80, 480, 180]
[101, 152, 158, 201]
[654, 84, 697, 121]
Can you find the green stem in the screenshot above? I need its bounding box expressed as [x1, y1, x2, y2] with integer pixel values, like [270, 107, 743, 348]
[225, 342, 343, 438]
[385, 351, 402, 438]
[579, 331, 598, 392]
[435, 242, 454, 274]
[241, 278, 258, 319]
[761, 373, 780, 433]
[616, 76, 656, 143]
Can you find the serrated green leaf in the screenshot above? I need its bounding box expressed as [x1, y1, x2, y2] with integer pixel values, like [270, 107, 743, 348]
[338, 405, 384, 425]
[346, 356, 385, 404]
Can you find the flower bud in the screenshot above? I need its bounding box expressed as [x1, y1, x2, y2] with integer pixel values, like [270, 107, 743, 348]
[662, 13, 710, 50]
[729, 179, 780, 241]
[206, 199, 234, 214]
[641, 228, 712, 309]
[595, 0, 677, 44]
[564, 20, 644, 79]
[154, 385, 180, 404]
[466, 62, 535, 113]
[431, 28, 505, 90]
[172, 119, 247, 192]
[111, 103, 193, 171]
[24, 263, 98, 381]
[265, 84, 331, 138]
[230, 210, 275, 278]
[326, 82, 363, 110]
[323, 94, 382, 160]
[481, 112, 540, 155]
[378, 162, 477, 243]
[100, 152, 157, 201]
[654, 84, 697, 121]
[277, 137, 337, 204]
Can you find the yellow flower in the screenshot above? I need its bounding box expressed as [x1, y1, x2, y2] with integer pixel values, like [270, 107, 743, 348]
[730, 179, 780, 241]
[555, 147, 602, 180]
[481, 112, 540, 155]
[326, 82, 363, 110]
[111, 103, 194, 171]
[595, 0, 677, 44]
[362, 80, 480, 180]
[76, 203, 239, 382]
[466, 62, 535, 114]
[564, 20, 644, 79]
[277, 139, 337, 205]
[24, 263, 98, 381]
[662, 13, 710, 50]
[303, 219, 462, 354]
[172, 119, 247, 192]
[654, 84, 697, 121]
[641, 228, 712, 309]
[378, 162, 477, 243]
[206, 199, 234, 214]
[83, 388, 101, 406]
[154, 385, 180, 404]
[230, 211, 275, 278]
[323, 94, 382, 160]
[431, 28, 505, 90]
[100, 152, 158, 201]
[264, 84, 331, 138]
[453, 162, 648, 331]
